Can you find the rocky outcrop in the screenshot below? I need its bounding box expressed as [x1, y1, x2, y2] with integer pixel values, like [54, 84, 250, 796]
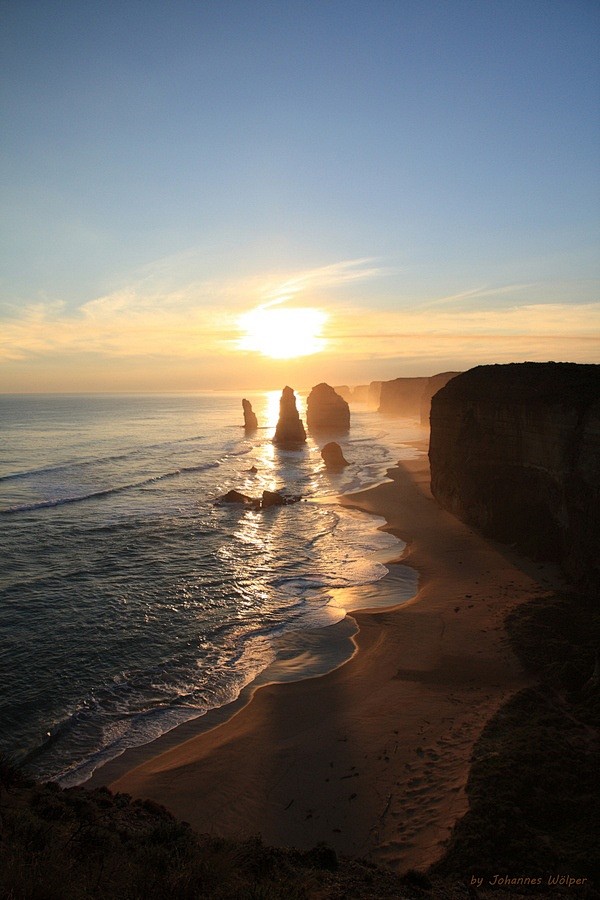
[321, 442, 349, 471]
[217, 489, 260, 509]
[306, 383, 350, 434]
[216, 489, 301, 509]
[261, 490, 299, 508]
[378, 377, 430, 416]
[273, 386, 306, 446]
[429, 363, 600, 588]
[419, 372, 461, 425]
[242, 399, 258, 431]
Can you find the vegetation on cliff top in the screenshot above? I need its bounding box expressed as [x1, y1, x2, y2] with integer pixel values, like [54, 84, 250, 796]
[434, 591, 600, 886]
[0, 756, 428, 899]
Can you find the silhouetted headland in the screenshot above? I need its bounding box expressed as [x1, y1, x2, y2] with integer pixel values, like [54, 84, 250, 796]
[429, 362, 600, 589]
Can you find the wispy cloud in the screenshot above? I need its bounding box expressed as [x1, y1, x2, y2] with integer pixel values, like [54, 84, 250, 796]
[417, 283, 536, 309]
[257, 258, 392, 309]
[0, 258, 391, 362]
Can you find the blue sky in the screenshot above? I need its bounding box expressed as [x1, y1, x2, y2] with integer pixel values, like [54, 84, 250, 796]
[1, 0, 598, 390]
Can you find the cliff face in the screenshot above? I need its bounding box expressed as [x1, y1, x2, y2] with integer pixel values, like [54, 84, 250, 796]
[378, 377, 429, 416]
[333, 383, 380, 406]
[378, 373, 461, 419]
[429, 363, 600, 588]
[419, 372, 461, 425]
[368, 381, 382, 408]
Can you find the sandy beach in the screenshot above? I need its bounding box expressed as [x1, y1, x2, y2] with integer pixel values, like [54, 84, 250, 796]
[105, 444, 559, 874]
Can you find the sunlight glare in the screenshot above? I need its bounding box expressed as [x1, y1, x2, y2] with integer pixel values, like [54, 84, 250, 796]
[238, 307, 328, 359]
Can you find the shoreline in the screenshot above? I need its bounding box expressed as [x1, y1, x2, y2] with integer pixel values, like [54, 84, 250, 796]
[85, 500, 418, 789]
[93, 449, 562, 873]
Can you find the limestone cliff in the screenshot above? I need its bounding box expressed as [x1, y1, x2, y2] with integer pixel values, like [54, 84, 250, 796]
[273, 386, 306, 446]
[419, 372, 461, 425]
[378, 373, 461, 419]
[334, 383, 380, 406]
[378, 377, 429, 416]
[333, 385, 351, 401]
[350, 384, 370, 404]
[306, 383, 350, 434]
[429, 363, 600, 588]
[368, 381, 382, 408]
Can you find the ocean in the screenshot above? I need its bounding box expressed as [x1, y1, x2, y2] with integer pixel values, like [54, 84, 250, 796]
[0, 392, 420, 786]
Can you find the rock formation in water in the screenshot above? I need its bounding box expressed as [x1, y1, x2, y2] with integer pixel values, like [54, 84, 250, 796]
[429, 362, 600, 588]
[217, 489, 260, 509]
[216, 488, 301, 509]
[306, 383, 350, 434]
[321, 441, 349, 471]
[419, 372, 461, 425]
[242, 398, 258, 431]
[273, 386, 307, 446]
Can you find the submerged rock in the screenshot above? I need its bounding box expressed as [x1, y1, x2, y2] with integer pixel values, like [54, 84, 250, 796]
[242, 398, 258, 431]
[273, 386, 306, 446]
[306, 383, 350, 434]
[321, 441, 349, 471]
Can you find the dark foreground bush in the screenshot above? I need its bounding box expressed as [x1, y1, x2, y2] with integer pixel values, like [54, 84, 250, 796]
[0, 757, 419, 899]
[434, 592, 600, 886]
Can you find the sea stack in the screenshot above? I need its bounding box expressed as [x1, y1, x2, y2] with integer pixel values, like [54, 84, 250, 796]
[273, 386, 307, 447]
[306, 383, 350, 434]
[242, 398, 258, 431]
[321, 441, 349, 471]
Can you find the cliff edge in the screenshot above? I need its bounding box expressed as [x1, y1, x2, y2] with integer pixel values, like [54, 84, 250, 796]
[429, 363, 600, 588]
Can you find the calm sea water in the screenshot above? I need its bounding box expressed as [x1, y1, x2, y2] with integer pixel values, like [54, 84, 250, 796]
[0, 392, 421, 785]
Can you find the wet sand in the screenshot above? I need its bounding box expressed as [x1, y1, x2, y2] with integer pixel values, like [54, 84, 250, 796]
[104, 448, 559, 872]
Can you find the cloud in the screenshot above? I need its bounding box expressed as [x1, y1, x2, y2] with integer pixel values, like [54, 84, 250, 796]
[0, 258, 391, 362]
[257, 258, 392, 309]
[417, 283, 536, 309]
[1, 258, 598, 374]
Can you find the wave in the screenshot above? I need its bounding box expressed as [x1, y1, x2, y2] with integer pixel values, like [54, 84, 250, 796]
[0, 461, 219, 515]
[0, 433, 207, 483]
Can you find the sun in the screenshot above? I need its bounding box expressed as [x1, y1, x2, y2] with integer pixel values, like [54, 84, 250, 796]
[237, 306, 328, 359]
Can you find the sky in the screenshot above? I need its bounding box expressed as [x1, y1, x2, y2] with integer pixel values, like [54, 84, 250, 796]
[1, 0, 598, 392]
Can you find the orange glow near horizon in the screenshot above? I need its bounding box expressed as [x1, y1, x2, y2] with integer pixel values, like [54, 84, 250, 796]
[237, 306, 328, 359]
